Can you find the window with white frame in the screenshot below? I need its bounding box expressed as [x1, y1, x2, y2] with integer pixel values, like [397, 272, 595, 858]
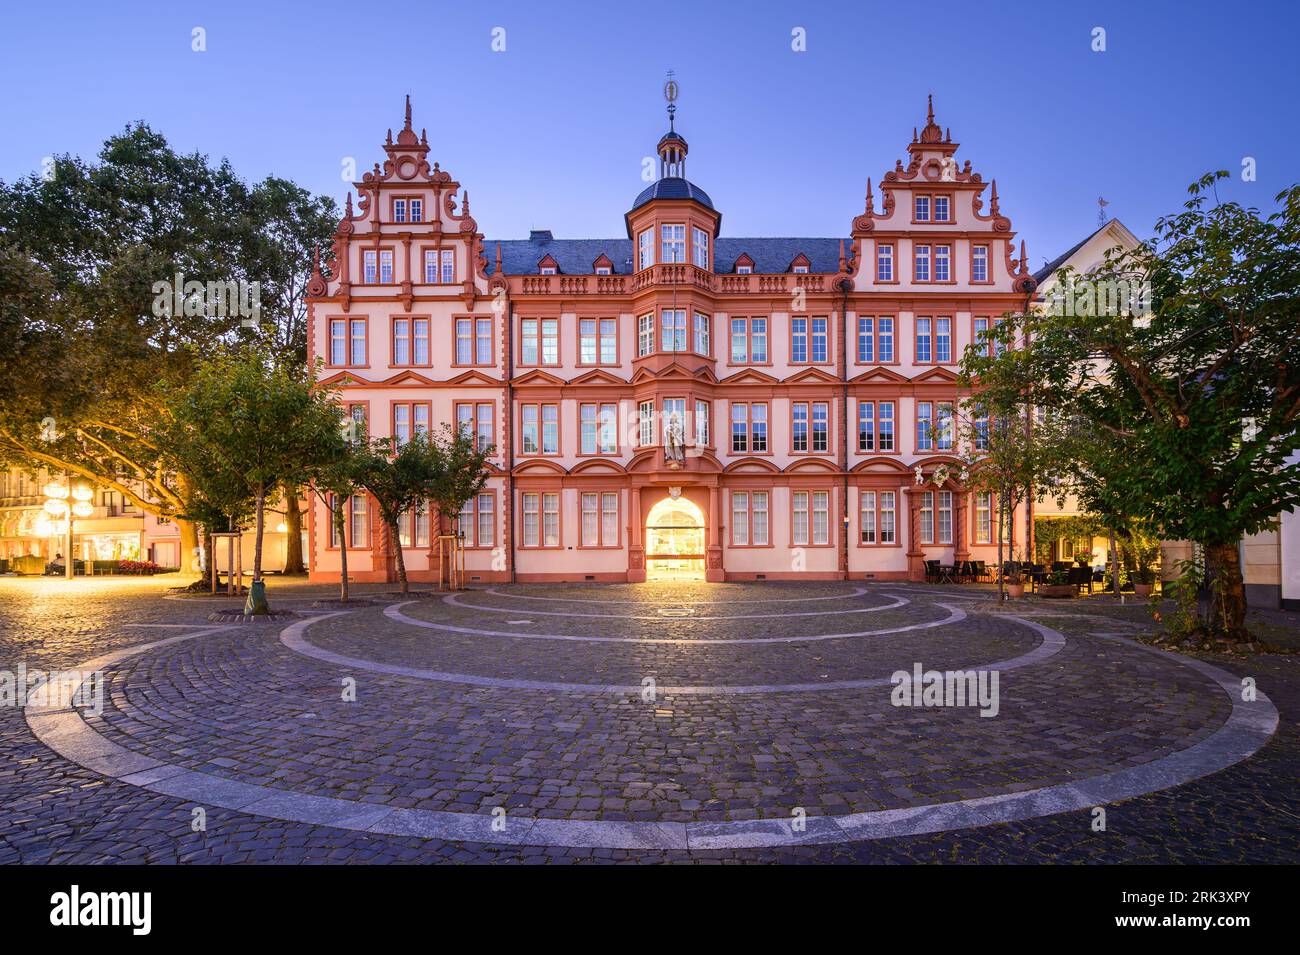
[520, 318, 559, 365]
[638, 400, 654, 446]
[934, 244, 951, 282]
[580, 492, 619, 547]
[877, 243, 894, 281]
[917, 318, 933, 363]
[363, 250, 377, 284]
[349, 494, 368, 547]
[579, 318, 617, 364]
[393, 199, 407, 223]
[973, 402, 990, 450]
[455, 317, 491, 365]
[937, 490, 953, 543]
[933, 195, 950, 222]
[424, 249, 455, 283]
[730, 402, 768, 453]
[791, 317, 809, 363]
[879, 491, 896, 543]
[379, 250, 393, 283]
[580, 403, 617, 455]
[811, 317, 828, 362]
[392, 318, 430, 366]
[661, 309, 687, 352]
[729, 317, 767, 362]
[393, 402, 430, 446]
[694, 399, 710, 446]
[693, 312, 710, 354]
[410, 198, 423, 223]
[935, 317, 952, 363]
[918, 401, 934, 451]
[521, 492, 559, 547]
[458, 493, 494, 547]
[661, 224, 686, 263]
[637, 313, 654, 356]
[692, 227, 709, 268]
[974, 491, 992, 544]
[793, 490, 829, 545]
[877, 316, 895, 362]
[638, 229, 653, 270]
[730, 490, 770, 546]
[520, 403, 558, 455]
[456, 402, 494, 452]
[972, 244, 988, 282]
[736, 263, 752, 274]
[914, 244, 930, 282]
[936, 401, 954, 450]
[920, 491, 935, 543]
[914, 196, 930, 222]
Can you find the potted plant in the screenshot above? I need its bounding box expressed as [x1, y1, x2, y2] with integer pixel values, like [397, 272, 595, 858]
[1039, 569, 1076, 598]
[1004, 565, 1025, 599]
[1131, 566, 1156, 598]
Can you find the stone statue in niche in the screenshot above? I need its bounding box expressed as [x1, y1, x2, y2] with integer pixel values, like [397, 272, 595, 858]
[939, 156, 958, 181]
[665, 415, 685, 467]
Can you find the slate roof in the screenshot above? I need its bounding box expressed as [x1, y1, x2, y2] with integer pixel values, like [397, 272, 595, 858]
[1033, 221, 1109, 285]
[486, 236, 850, 276]
[629, 176, 714, 212]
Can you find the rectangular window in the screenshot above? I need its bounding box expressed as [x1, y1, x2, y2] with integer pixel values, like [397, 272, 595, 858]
[730, 318, 747, 363]
[938, 490, 953, 544]
[880, 491, 896, 543]
[860, 490, 877, 544]
[455, 403, 492, 452]
[920, 491, 934, 544]
[877, 244, 894, 282]
[520, 403, 557, 454]
[914, 196, 930, 222]
[975, 492, 992, 544]
[475, 318, 491, 364]
[379, 250, 393, 284]
[394, 403, 410, 445]
[661, 309, 687, 352]
[933, 195, 950, 222]
[638, 400, 654, 446]
[638, 229, 653, 270]
[858, 401, 874, 452]
[693, 313, 710, 355]
[731, 491, 749, 546]
[460, 493, 494, 547]
[936, 402, 954, 450]
[793, 491, 810, 546]
[751, 402, 768, 453]
[660, 224, 686, 263]
[363, 250, 377, 284]
[638, 313, 654, 356]
[330, 319, 347, 365]
[580, 492, 619, 547]
[580, 403, 617, 455]
[934, 245, 950, 282]
[542, 492, 559, 547]
[695, 399, 710, 447]
[349, 319, 366, 365]
[439, 250, 454, 284]
[811, 401, 829, 452]
[349, 494, 368, 547]
[918, 401, 933, 451]
[811, 317, 828, 363]
[731, 403, 748, 453]
[752, 491, 769, 545]
[857, 317, 874, 363]
[973, 317, 990, 358]
[410, 198, 422, 223]
[935, 317, 952, 363]
[972, 244, 988, 282]
[423, 250, 436, 283]
[579, 318, 617, 365]
[393, 199, 407, 223]
[812, 490, 829, 544]
[455, 318, 473, 365]
[751, 317, 768, 362]
[792, 402, 809, 452]
[914, 245, 930, 282]
[917, 318, 932, 363]
[522, 492, 560, 548]
[974, 403, 990, 451]
[878, 316, 894, 362]
[692, 227, 709, 268]
[878, 401, 895, 451]
[791, 318, 808, 363]
[581, 493, 598, 546]
[520, 318, 559, 365]
[413, 503, 429, 548]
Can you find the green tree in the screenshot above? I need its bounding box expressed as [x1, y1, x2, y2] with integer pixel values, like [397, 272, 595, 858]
[965, 173, 1300, 640]
[0, 124, 336, 573]
[164, 348, 344, 610]
[354, 434, 442, 595]
[427, 423, 494, 588]
[305, 419, 366, 602]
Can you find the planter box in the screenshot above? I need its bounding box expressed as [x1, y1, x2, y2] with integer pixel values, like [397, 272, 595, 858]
[1005, 583, 1025, 599]
[1038, 584, 1075, 599]
[1133, 583, 1154, 598]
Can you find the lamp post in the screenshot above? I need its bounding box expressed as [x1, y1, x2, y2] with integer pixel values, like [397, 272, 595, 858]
[43, 477, 93, 579]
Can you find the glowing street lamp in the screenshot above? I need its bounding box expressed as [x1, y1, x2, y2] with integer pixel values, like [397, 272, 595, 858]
[42, 478, 91, 580]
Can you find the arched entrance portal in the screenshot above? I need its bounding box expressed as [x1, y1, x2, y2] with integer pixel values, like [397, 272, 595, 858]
[644, 496, 706, 580]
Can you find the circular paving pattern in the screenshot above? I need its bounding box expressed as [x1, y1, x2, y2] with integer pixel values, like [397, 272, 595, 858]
[23, 582, 1278, 850]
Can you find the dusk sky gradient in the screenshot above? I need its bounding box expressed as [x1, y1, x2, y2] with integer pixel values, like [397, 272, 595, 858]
[2, 0, 1297, 267]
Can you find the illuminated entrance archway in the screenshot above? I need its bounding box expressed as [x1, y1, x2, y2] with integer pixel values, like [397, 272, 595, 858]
[644, 496, 705, 580]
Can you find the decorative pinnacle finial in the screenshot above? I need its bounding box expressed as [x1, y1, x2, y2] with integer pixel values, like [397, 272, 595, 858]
[404, 94, 412, 131]
[344, 192, 354, 216]
[495, 241, 502, 273]
[927, 93, 935, 125]
[838, 239, 847, 272]
[865, 178, 874, 212]
[664, 69, 678, 131]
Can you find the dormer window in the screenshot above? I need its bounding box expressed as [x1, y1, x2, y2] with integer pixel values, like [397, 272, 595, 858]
[734, 253, 755, 275]
[789, 253, 811, 274]
[537, 254, 559, 275]
[540, 267, 557, 275]
[793, 265, 809, 274]
[596, 266, 611, 275]
[661, 224, 686, 263]
[736, 265, 752, 274]
[593, 253, 614, 275]
[692, 227, 709, 269]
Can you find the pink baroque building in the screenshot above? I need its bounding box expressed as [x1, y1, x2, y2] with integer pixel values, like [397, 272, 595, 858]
[307, 95, 1038, 584]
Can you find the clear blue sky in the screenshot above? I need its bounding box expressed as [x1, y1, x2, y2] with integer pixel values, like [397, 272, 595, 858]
[2, 0, 1297, 267]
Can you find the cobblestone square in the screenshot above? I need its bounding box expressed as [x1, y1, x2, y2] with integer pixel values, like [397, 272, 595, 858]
[1, 576, 1296, 864]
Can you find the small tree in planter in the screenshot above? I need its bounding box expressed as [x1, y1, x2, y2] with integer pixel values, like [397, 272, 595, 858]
[304, 413, 363, 602]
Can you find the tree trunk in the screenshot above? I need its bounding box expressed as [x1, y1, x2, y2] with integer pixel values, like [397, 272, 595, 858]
[336, 505, 350, 602]
[177, 518, 199, 576]
[282, 486, 305, 574]
[253, 490, 265, 582]
[1204, 540, 1249, 642]
[392, 520, 409, 595]
[206, 530, 216, 594]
